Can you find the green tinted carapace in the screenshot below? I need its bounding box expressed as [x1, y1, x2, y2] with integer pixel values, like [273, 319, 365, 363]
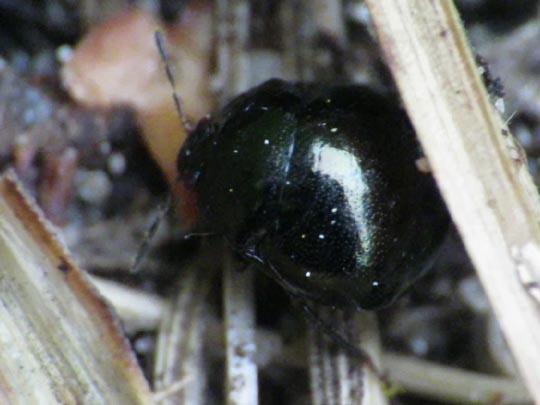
[177, 79, 449, 310]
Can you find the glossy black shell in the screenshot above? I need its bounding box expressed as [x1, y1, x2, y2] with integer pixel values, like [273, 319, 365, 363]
[177, 79, 449, 310]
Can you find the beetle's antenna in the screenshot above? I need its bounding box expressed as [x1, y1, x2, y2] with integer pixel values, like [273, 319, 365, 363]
[155, 30, 193, 133]
[130, 32, 192, 273]
[131, 193, 172, 273]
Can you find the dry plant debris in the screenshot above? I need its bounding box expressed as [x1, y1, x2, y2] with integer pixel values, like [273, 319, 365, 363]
[0, 0, 539, 404]
[62, 5, 213, 184]
[365, 0, 540, 402]
[0, 172, 153, 404]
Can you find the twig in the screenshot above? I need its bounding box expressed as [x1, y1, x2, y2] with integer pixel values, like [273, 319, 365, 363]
[283, 1, 389, 402]
[384, 353, 531, 405]
[310, 0, 346, 46]
[0, 171, 153, 404]
[215, 1, 258, 404]
[92, 280, 532, 404]
[153, 262, 213, 405]
[89, 275, 164, 332]
[215, 0, 251, 99]
[223, 252, 258, 405]
[308, 310, 388, 405]
[364, 1, 540, 402]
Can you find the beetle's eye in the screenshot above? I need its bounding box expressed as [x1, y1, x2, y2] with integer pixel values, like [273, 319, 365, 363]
[176, 115, 217, 189]
[177, 117, 214, 169]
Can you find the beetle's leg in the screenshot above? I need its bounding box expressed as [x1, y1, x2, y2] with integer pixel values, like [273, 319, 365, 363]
[295, 299, 393, 389]
[130, 193, 173, 273]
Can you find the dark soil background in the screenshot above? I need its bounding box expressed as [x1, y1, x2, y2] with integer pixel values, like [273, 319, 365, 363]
[0, 0, 538, 404]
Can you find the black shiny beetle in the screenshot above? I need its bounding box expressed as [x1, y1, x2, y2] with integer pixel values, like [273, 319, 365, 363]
[176, 79, 449, 310]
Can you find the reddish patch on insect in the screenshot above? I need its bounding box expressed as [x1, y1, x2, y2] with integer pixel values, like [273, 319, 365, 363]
[173, 180, 199, 231]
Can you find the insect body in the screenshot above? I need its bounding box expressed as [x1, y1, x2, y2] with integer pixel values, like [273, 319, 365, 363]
[176, 79, 449, 310]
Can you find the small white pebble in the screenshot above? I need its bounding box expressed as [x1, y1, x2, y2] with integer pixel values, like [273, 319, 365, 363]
[318, 234, 325, 240]
[494, 98, 505, 114]
[458, 276, 490, 314]
[107, 153, 126, 175]
[76, 170, 112, 205]
[415, 157, 431, 173]
[56, 44, 73, 63]
[305, 271, 311, 278]
[99, 141, 112, 155]
[347, 2, 371, 26]
[133, 335, 154, 354]
[410, 337, 429, 356]
[264, 139, 270, 145]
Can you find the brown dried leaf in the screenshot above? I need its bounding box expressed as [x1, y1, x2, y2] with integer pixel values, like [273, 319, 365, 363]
[61, 5, 213, 184]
